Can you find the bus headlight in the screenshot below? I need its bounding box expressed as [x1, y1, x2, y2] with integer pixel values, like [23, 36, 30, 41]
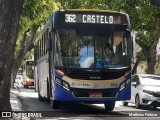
[62, 81, 70, 91]
[126, 79, 131, 85]
[55, 78, 70, 91]
[119, 79, 131, 91]
[120, 82, 125, 90]
[55, 78, 62, 86]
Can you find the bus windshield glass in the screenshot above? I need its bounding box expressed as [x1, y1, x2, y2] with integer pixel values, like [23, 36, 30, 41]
[55, 29, 131, 69]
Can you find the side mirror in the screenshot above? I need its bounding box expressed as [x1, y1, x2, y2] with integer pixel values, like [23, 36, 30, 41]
[131, 82, 136, 88]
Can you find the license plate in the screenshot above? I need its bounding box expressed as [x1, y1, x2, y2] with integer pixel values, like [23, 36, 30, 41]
[89, 92, 102, 98]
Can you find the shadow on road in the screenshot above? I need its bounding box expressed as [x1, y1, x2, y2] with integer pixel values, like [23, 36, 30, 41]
[18, 88, 160, 118]
[19, 96, 128, 117]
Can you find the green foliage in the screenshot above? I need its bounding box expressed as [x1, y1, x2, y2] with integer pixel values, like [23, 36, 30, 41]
[56, 0, 160, 46]
[22, 0, 57, 25]
[136, 51, 146, 61]
[16, 0, 59, 53]
[14, 0, 160, 73]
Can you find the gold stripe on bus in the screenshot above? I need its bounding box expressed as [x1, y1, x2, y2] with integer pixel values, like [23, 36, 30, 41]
[58, 71, 131, 83]
[66, 9, 119, 13]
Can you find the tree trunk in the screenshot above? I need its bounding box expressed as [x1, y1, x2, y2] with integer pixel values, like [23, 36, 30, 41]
[136, 16, 160, 74]
[11, 60, 21, 88]
[146, 48, 157, 74]
[132, 59, 140, 75]
[0, 0, 24, 111]
[10, 25, 39, 88]
[141, 42, 158, 74]
[146, 16, 160, 74]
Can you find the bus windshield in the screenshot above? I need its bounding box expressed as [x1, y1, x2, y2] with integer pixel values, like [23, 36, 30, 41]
[55, 29, 131, 69]
[26, 61, 34, 79]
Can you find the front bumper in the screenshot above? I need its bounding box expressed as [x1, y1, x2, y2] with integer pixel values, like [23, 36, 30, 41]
[25, 80, 34, 86]
[140, 93, 160, 107]
[53, 82, 131, 103]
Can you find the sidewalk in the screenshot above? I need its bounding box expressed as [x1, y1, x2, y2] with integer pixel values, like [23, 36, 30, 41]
[10, 88, 22, 111]
[10, 88, 31, 120]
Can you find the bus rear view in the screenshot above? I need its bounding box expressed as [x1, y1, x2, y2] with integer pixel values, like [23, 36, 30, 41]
[23, 60, 34, 88]
[35, 9, 132, 111]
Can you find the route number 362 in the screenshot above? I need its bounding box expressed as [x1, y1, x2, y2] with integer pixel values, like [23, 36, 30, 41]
[65, 14, 76, 23]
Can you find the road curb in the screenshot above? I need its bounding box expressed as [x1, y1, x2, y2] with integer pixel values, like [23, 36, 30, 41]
[10, 87, 22, 111]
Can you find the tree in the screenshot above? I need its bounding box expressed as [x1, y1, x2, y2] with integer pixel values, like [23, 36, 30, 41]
[122, 0, 160, 74]
[0, 0, 58, 111]
[10, 0, 58, 88]
[57, 0, 160, 74]
[11, 25, 39, 88]
[0, 0, 24, 111]
[132, 51, 146, 74]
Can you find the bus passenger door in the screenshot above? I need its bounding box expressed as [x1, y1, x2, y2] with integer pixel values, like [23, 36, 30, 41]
[48, 30, 55, 99]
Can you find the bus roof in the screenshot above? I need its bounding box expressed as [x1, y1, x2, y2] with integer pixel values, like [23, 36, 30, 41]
[61, 9, 127, 14]
[35, 9, 130, 43]
[51, 9, 130, 29]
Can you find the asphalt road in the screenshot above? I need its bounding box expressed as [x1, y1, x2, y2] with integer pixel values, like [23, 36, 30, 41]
[16, 86, 160, 120]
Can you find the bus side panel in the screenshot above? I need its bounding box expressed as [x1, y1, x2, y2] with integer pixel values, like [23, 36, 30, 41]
[37, 56, 49, 98]
[116, 85, 131, 100]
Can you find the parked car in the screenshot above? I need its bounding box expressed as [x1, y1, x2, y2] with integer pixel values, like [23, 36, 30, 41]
[122, 74, 160, 109]
[15, 74, 23, 86]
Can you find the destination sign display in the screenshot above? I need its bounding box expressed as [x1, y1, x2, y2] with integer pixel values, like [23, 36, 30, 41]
[27, 61, 33, 65]
[65, 14, 128, 24]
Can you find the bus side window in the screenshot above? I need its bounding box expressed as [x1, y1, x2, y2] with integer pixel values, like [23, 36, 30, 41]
[47, 32, 52, 51]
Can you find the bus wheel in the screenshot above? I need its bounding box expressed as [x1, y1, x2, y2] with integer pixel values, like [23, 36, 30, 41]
[104, 101, 115, 111]
[38, 80, 44, 101]
[38, 92, 44, 101]
[50, 100, 60, 109]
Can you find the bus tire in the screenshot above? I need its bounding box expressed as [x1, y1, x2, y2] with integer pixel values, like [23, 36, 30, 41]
[104, 101, 115, 111]
[50, 100, 60, 109]
[34, 82, 37, 92]
[38, 92, 44, 101]
[47, 78, 50, 100]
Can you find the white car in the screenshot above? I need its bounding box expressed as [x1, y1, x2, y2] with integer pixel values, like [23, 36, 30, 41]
[123, 74, 160, 109]
[15, 74, 23, 86]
